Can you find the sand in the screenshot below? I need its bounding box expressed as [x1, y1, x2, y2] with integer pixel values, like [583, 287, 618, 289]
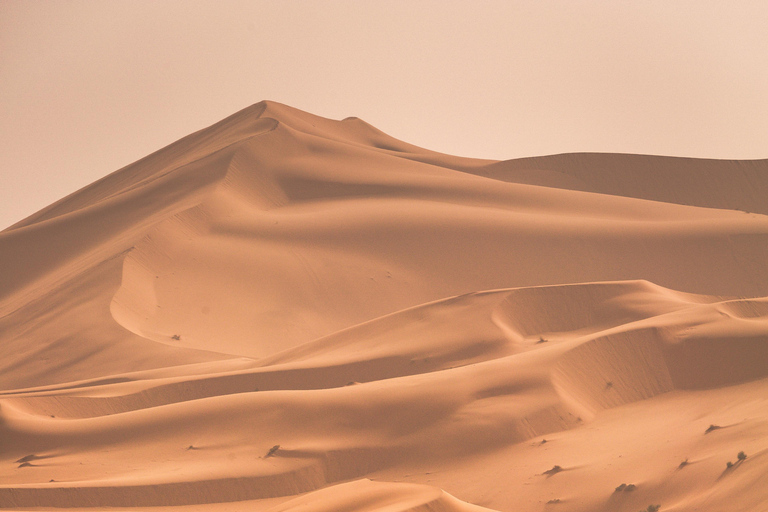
[1, 100, 767, 512]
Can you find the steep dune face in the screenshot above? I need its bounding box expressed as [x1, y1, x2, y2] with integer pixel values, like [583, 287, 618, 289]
[1, 102, 768, 512]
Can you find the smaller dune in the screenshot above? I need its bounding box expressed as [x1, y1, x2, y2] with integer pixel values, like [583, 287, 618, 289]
[264, 479, 500, 512]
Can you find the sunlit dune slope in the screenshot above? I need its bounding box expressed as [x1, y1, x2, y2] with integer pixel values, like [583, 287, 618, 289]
[1, 101, 767, 512]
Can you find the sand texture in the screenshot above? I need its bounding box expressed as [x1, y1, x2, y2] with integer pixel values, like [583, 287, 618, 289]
[1, 101, 768, 512]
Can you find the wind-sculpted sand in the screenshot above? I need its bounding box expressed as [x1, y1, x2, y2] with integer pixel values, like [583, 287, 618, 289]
[1, 101, 767, 511]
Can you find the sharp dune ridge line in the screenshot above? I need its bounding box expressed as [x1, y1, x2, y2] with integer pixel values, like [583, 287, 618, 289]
[1, 101, 767, 512]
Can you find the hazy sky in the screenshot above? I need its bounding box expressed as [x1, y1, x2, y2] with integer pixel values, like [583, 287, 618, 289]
[2, 1, 767, 230]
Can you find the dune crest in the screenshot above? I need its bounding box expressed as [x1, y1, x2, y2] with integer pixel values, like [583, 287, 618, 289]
[2, 101, 768, 511]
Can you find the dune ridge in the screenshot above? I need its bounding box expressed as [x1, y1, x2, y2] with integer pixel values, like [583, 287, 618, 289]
[1, 101, 768, 511]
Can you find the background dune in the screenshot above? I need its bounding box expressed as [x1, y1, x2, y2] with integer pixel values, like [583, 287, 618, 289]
[1, 102, 767, 512]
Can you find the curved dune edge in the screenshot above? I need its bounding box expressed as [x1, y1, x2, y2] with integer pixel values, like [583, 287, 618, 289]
[7, 280, 768, 420]
[0, 478, 498, 511]
[0, 457, 389, 508]
[264, 479, 499, 512]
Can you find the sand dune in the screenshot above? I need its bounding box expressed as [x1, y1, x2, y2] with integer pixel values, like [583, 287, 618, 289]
[1, 101, 767, 511]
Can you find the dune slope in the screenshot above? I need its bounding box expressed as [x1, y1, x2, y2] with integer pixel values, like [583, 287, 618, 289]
[1, 101, 767, 512]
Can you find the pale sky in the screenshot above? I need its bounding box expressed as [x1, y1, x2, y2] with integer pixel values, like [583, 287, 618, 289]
[2, 1, 767, 230]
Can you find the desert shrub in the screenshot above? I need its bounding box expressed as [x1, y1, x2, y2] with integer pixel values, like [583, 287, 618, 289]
[726, 461, 734, 468]
[737, 451, 747, 461]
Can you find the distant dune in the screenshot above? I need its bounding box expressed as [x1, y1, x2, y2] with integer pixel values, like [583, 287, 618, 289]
[1, 101, 767, 512]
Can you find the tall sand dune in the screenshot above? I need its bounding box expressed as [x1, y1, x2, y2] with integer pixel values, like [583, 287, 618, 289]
[1, 101, 767, 511]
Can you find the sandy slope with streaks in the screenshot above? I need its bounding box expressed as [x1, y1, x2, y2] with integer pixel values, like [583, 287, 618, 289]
[1, 101, 767, 512]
